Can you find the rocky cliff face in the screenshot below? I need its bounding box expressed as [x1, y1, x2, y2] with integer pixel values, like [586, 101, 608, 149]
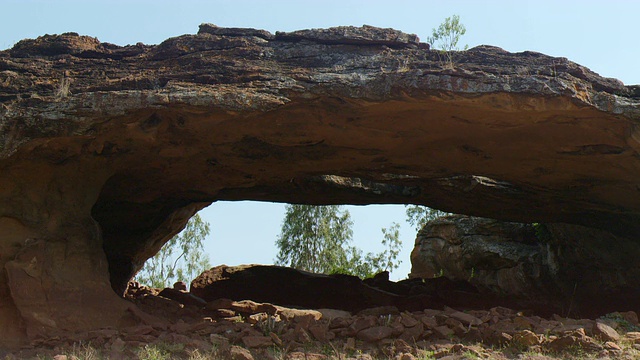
[1, 24, 639, 347]
[410, 216, 640, 317]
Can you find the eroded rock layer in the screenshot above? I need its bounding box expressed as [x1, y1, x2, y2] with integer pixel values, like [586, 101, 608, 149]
[1, 24, 639, 347]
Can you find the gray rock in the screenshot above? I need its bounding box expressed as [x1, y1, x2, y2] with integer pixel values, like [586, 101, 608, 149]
[410, 215, 640, 317]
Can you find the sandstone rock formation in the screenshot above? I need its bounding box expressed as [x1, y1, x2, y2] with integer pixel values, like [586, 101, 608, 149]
[191, 265, 398, 312]
[410, 215, 640, 317]
[1, 24, 639, 347]
[190, 264, 506, 314]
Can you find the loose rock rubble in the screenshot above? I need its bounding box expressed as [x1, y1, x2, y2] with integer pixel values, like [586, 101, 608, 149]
[4, 283, 640, 359]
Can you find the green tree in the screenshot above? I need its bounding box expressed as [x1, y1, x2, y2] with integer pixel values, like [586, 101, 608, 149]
[364, 222, 403, 273]
[405, 205, 448, 231]
[136, 213, 211, 288]
[275, 205, 353, 274]
[275, 205, 402, 279]
[427, 14, 468, 68]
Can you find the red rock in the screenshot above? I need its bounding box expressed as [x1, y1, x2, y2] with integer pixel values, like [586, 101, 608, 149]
[347, 316, 377, 335]
[191, 266, 398, 313]
[230, 345, 254, 360]
[215, 309, 237, 318]
[479, 331, 513, 346]
[593, 321, 620, 342]
[513, 316, 536, 330]
[449, 311, 483, 326]
[173, 281, 187, 291]
[232, 300, 278, 315]
[399, 322, 424, 342]
[393, 339, 413, 353]
[490, 307, 516, 317]
[512, 330, 540, 347]
[390, 318, 405, 337]
[170, 320, 191, 334]
[159, 332, 192, 344]
[357, 326, 394, 342]
[158, 288, 207, 307]
[328, 317, 351, 329]
[87, 328, 119, 339]
[248, 312, 269, 324]
[122, 324, 155, 336]
[123, 333, 155, 343]
[444, 317, 462, 328]
[552, 324, 586, 333]
[358, 306, 399, 316]
[269, 332, 283, 347]
[242, 335, 273, 348]
[189, 320, 215, 334]
[353, 354, 373, 360]
[395, 353, 417, 360]
[294, 327, 313, 343]
[206, 298, 234, 310]
[625, 332, 640, 343]
[277, 307, 322, 323]
[422, 309, 442, 317]
[621, 311, 639, 326]
[400, 313, 419, 327]
[210, 333, 230, 350]
[604, 341, 622, 351]
[420, 316, 438, 329]
[462, 327, 483, 342]
[547, 330, 602, 353]
[317, 308, 351, 320]
[309, 324, 334, 342]
[110, 338, 125, 352]
[433, 325, 455, 339]
[127, 302, 172, 329]
[491, 319, 520, 335]
[287, 352, 328, 360]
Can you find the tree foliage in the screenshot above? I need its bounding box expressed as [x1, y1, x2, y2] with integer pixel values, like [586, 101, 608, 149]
[405, 205, 448, 231]
[427, 14, 468, 67]
[275, 205, 353, 274]
[275, 205, 402, 279]
[366, 222, 402, 273]
[136, 213, 211, 288]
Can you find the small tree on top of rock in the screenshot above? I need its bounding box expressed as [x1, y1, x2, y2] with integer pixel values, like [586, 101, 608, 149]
[405, 205, 448, 231]
[427, 14, 468, 68]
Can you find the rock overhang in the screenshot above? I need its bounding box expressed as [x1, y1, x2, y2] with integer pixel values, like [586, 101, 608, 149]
[0, 24, 640, 346]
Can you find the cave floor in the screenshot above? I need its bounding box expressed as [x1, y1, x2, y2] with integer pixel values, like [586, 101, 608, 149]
[3, 285, 639, 360]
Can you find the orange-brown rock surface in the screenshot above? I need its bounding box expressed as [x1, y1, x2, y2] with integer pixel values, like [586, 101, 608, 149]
[1, 24, 639, 348]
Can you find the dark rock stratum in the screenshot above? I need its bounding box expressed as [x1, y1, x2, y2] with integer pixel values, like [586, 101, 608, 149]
[0, 24, 639, 348]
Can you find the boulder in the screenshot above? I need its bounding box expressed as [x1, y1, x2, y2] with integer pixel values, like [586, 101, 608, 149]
[191, 265, 399, 312]
[157, 288, 207, 307]
[1, 24, 640, 347]
[190, 264, 527, 314]
[410, 215, 640, 317]
[593, 321, 621, 342]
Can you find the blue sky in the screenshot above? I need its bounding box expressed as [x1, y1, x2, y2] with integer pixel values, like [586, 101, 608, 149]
[3, 1, 638, 280]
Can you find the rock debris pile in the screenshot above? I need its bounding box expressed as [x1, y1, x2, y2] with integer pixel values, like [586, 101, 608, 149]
[5, 280, 640, 359]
